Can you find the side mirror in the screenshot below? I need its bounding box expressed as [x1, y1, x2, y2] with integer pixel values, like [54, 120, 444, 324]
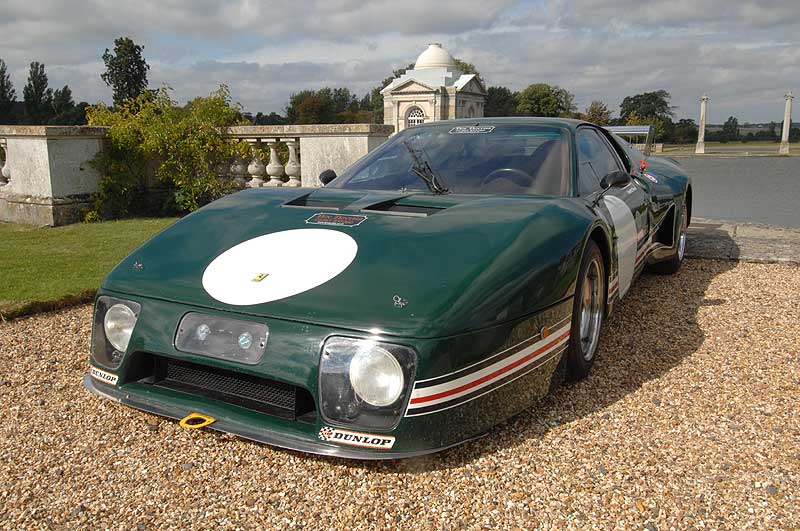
[319, 169, 337, 186]
[600, 170, 631, 189]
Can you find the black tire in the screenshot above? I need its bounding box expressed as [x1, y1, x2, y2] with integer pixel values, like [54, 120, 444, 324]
[565, 240, 606, 382]
[650, 203, 688, 275]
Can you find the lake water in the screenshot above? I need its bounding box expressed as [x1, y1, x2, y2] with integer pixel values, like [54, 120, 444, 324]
[672, 156, 800, 228]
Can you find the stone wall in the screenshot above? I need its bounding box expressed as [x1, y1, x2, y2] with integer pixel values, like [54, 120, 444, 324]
[0, 126, 107, 226]
[0, 124, 395, 227]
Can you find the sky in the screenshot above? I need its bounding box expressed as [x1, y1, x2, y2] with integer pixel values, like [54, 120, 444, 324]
[1, 0, 798, 123]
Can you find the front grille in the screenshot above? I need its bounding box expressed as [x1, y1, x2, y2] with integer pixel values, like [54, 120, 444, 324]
[143, 355, 315, 421]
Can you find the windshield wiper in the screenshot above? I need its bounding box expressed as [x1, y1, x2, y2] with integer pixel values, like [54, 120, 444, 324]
[402, 140, 449, 194]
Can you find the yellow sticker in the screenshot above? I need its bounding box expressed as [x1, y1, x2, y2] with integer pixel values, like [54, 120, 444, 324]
[251, 272, 269, 282]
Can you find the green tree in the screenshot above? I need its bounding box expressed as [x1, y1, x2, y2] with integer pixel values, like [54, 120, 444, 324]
[484, 86, 518, 117]
[619, 90, 674, 123]
[0, 59, 16, 124]
[768, 122, 777, 140]
[285, 87, 368, 124]
[23, 62, 53, 124]
[671, 118, 699, 144]
[516, 83, 576, 117]
[625, 112, 670, 142]
[453, 58, 481, 81]
[86, 86, 246, 219]
[296, 94, 326, 124]
[583, 100, 611, 125]
[253, 111, 286, 125]
[51, 85, 74, 118]
[721, 116, 740, 142]
[101, 37, 150, 107]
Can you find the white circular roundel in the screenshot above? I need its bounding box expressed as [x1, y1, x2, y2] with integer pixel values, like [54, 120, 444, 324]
[202, 229, 358, 306]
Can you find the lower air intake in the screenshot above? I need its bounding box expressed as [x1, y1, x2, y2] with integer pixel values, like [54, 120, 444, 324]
[151, 356, 315, 421]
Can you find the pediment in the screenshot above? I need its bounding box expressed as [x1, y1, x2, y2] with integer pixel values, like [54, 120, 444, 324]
[458, 78, 487, 95]
[390, 79, 437, 93]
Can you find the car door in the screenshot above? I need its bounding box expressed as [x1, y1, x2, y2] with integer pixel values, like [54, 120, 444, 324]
[575, 126, 649, 298]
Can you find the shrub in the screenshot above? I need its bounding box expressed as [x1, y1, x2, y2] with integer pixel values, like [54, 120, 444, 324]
[85, 85, 250, 220]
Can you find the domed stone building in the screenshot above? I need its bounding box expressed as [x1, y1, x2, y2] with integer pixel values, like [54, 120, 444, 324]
[381, 43, 487, 132]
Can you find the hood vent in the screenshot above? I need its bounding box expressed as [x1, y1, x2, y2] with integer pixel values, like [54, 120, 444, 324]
[283, 193, 352, 211]
[362, 199, 445, 217]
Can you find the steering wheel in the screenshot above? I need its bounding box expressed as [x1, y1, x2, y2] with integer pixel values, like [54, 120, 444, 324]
[480, 168, 532, 188]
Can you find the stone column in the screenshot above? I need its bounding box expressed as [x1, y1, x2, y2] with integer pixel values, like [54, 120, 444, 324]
[695, 94, 709, 154]
[779, 92, 793, 155]
[230, 155, 248, 187]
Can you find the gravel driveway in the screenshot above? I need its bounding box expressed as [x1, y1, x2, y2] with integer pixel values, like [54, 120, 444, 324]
[1, 260, 798, 531]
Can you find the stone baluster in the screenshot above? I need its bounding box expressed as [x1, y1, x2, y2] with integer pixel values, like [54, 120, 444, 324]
[265, 140, 285, 187]
[284, 139, 301, 187]
[214, 159, 229, 181]
[229, 155, 249, 187]
[0, 139, 9, 186]
[246, 139, 266, 187]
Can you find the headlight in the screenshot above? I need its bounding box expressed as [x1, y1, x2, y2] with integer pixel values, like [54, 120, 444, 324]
[91, 296, 141, 369]
[319, 337, 416, 430]
[349, 345, 404, 407]
[104, 304, 137, 352]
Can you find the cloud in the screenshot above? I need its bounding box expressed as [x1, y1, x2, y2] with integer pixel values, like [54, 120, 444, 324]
[0, 0, 796, 122]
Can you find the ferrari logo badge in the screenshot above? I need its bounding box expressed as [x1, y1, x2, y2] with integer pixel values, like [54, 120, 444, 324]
[252, 273, 269, 282]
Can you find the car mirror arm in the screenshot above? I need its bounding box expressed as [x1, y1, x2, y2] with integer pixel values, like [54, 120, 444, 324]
[591, 170, 632, 207]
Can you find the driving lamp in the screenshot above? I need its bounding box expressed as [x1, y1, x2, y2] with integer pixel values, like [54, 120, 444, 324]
[174, 312, 268, 365]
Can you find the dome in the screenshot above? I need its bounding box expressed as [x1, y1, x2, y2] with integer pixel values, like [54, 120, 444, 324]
[414, 43, 455, 69]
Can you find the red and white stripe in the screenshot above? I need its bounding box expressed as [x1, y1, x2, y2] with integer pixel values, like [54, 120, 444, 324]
[635, 240, 655, 266]
[405, 321, 571, 416]
[608, 276, 619, 299]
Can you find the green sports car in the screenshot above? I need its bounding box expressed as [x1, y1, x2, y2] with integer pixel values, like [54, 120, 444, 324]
[85, 117, 692, 459]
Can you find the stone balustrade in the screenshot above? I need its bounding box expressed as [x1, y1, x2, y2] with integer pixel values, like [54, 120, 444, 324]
[224, 124, 393, 188]
[0, 123, 394, 226]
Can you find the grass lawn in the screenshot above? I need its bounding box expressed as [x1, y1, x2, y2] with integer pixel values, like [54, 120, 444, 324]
[0, 218, 177, 319]
[661, 141, 792, 154]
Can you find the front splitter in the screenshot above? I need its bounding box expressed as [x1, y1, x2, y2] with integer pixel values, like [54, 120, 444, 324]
[83, 374, 473, 460]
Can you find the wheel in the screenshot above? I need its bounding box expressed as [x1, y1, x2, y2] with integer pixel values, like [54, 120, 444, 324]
[650, 203, 688, 275]
[565, 240, 606, 382]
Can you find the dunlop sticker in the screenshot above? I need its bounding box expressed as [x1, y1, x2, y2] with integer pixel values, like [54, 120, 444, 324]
[90, 366, 119, 385]
[318, 426, 395, 450]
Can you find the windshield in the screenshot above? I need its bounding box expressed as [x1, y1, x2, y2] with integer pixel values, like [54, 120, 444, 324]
[330, 123, 571, 196]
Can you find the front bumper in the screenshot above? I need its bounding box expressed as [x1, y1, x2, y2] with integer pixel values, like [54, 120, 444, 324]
[85, 290, 571, 459]
[84, 374, 469, 460]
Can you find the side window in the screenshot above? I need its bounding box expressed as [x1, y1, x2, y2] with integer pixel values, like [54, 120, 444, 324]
[576, 128, 622, 196]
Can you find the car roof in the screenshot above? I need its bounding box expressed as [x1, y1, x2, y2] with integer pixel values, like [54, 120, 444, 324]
[412, 116, 589, 131]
